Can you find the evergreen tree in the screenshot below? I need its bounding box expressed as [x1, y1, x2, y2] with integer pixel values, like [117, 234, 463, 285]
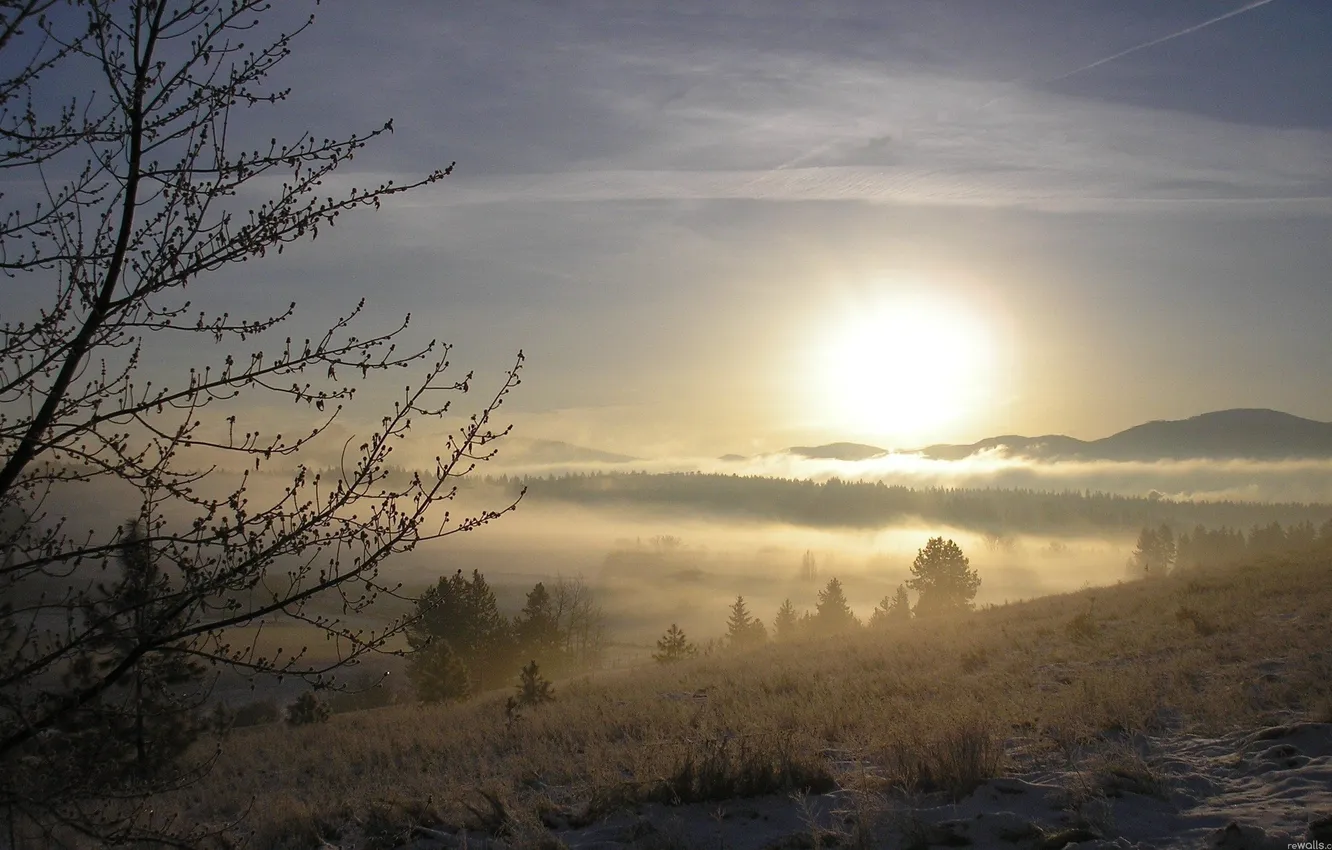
[1133, 526, 1177, 577]
[63, 521, 209, 784]
[773, 599, 798, 640]
[870, 584, 912, 628]
[407, 569, 514, 691]
[1132, 526, 1159, 577]
[815, 577, 859, 633]
[892, 584, 911, 621]
[1249, 521, 1287, 558]
[1156, 524, 1176, 573]
[652, 624, 697, 663]
[908, 538, 980, 616]
[725, 596, 767, 650]
[408, 639, 471, 703]
[515, 661, 555, 707]
[1287, 520, 1317, 552]
[514, 581, 561, 660]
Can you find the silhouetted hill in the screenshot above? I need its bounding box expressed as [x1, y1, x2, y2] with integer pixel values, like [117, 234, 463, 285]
[919, 410, 1332, 461]
[922, 434, 1086, 461]
[502, 439, 638, 465]
[787, 442, 887, 461]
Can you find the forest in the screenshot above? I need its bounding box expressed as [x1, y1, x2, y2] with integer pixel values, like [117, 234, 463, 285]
[495, 472, 1332, 535]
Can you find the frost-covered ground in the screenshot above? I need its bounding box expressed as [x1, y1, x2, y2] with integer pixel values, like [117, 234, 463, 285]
[383, 720, 1332, 849]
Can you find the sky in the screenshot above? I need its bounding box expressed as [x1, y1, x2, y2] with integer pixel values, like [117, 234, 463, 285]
[87, 1, 1332, 457]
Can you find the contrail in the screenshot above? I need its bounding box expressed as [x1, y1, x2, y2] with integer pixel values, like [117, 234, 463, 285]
[1049, 0, 1281, 82]
[757, 0, 1283, 186]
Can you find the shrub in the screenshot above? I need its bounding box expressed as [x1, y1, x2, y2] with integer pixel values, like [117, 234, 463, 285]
[286, 692, 331, 726]
[650, 731, 835, 805]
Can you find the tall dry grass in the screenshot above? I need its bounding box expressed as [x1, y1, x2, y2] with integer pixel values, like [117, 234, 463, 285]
[164, 552, 1331, 847]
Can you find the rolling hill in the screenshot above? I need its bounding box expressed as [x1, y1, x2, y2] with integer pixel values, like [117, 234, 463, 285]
[916, 409, 1332, 461]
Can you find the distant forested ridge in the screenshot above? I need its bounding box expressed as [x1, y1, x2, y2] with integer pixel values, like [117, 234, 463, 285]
[492, 472, 1332, 536]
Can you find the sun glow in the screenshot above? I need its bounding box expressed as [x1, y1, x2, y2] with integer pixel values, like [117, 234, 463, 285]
[811, 292, 997, 446]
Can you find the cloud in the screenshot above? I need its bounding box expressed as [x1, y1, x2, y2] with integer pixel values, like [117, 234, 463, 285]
[345, 55, 1332, 215]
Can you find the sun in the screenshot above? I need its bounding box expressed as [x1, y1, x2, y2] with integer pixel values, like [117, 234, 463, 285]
[809, 293, 996, 445]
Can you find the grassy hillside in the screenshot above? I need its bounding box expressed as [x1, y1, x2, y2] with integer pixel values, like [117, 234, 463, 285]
[172, 554, 1332, 848]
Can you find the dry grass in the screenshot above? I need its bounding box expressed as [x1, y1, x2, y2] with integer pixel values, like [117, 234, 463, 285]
[165, 552, 1332, 847]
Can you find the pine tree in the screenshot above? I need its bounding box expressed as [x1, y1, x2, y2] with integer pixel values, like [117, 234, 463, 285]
[870, 584, 912, 628]
[908, 538, 980, 616]
[515, 582, 561, 660]
[62, 520, 209, 784]
[408, 639, 471, 703]
[773, 599, 798, 640]
[725, 596, 766, 650]
[652, 624, 697, 663]
[515, 661, 555, 707]
[815, 577, 859, 633]
[1156, 524, 1176, 573]
[407, 569, 515, 690]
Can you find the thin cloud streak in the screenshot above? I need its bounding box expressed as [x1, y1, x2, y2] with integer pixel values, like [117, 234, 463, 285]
[1048, 0, 1283, 83]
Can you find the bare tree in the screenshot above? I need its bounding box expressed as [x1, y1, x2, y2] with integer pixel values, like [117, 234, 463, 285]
[550, 574, 607, 670]
[0, 1, 521, 843]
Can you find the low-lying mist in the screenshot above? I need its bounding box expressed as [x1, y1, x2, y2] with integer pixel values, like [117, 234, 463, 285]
[478, 450, 1332, 504]
[379, 494, 1137, 646]
[14, 459, 1331, 654]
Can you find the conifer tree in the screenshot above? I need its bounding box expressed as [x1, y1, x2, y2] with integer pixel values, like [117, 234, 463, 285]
[408, 640, 471, 703]
[407, 569, 515, 691]
[652, 624, 697, 664]
[908, 538, 980, 616]
[59, 520, 211, 785]
[773, 599, 798, 640]
[870, 584, 912, 628]
[515, 661, 555, 707]
[515, 582, 561, 660]
[815, 577, 860, 633]
[725, 596, 767, 650]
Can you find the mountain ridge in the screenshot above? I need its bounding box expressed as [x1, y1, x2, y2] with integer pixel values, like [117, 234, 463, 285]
[914, 409, 1332, 461]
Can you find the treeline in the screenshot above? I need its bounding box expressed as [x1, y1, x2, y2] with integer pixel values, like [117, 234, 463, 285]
[494, 472, 1331, 535]
[405, 571, 607, 702]
[1131, 517, 1332, 576]
[653, 537, 980, 662]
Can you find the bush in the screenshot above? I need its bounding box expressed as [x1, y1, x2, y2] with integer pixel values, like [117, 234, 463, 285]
[889, 719, 1004, 800]
[286, 692, 331, 726]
